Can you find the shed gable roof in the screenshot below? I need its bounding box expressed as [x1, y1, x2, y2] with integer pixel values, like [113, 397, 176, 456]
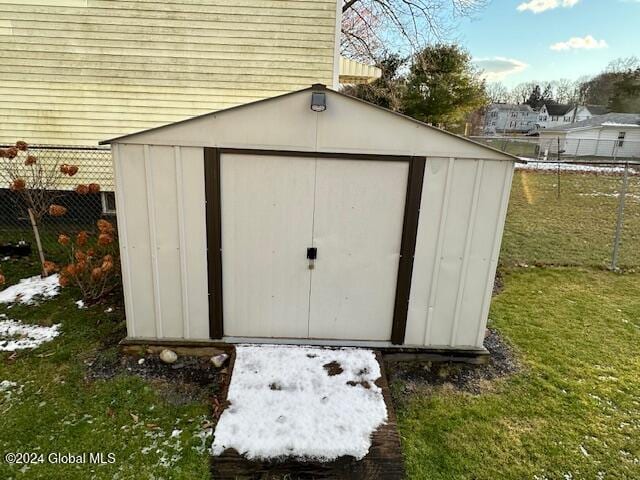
[102, 85, 517, 162]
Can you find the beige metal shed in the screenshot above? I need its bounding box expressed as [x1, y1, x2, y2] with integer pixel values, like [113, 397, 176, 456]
[102, 85, 518, 352]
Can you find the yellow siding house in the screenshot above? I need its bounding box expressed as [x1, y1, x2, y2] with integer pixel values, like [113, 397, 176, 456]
[0, 0, 367, 146]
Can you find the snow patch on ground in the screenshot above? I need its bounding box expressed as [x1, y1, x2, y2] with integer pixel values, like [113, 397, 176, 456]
[517, 160, 629, 174]
[0, 315, 61, 351]
[0, 380, 23, 402]
[0, 274, 60, 305]
[75, 300, 86, 309]
[211, 344, 388, 461]
[579, 192, 640, 201]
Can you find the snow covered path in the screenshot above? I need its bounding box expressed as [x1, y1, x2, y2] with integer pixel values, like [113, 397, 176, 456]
[211, 345, 388, 462]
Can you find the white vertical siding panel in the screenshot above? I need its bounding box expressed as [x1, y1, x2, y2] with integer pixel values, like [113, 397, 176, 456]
[428, 159, 477, 346]
[112, 143, 135, 337]
[404, 157, 448, 346]
[179, 147, 209, 339]
[119, 143, 156, 337]
[149, 145, 183, 338]
[422, 158, 454, 345]
[174, 146, 190, 338]
[143, 145, 162, 337]
[449, 160, 483, 345]
[457, 161, 508, 346]
[475, 162, 514, 346]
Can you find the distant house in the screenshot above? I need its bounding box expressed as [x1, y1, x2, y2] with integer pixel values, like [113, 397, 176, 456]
[539, 113, 640, 159]
[484, 104, 538, 134]
[537, 104, 573, 129]
[568, 105, 609, 123]
[537, 104, 609, 130]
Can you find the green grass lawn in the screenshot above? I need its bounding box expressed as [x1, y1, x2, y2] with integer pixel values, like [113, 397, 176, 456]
[0, 258, 212, 480]
[502, 170, 640, 269]
[398, 267, 640, 480]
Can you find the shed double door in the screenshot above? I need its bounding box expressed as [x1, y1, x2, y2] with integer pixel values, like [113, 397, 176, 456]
[220, 153, 408, 341]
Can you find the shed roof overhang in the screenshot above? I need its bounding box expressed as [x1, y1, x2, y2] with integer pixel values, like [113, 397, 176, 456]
[101, 85, 519, 162]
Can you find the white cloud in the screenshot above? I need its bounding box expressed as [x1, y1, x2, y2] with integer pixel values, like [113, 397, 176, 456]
[517, 0, 581, 13]
[550, 35, 608, 51]
[473, 57, 528, 81]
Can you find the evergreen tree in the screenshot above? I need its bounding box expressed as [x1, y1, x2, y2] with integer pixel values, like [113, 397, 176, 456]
[402, 44, 487, 126]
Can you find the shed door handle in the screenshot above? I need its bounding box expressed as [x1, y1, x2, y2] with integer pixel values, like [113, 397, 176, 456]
[307, 247, 317, 270]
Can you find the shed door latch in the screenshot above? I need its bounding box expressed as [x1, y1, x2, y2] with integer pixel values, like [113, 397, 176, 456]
[307, 247, 317, 270]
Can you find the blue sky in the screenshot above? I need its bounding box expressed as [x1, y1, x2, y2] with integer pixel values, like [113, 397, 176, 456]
[459, 0, 640, 86]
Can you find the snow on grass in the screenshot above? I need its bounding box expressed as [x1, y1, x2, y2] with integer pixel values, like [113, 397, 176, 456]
[0, 274, 60, 305]
[0, 314, 60, 351]
[579, 192, 640, 201]
[0, 380, 23, 402]
[211, 344, 388, 461]
[516, 159, 631, 174]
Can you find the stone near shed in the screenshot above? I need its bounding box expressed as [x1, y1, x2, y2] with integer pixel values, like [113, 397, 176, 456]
[159, 349, 178, 364]
[210, 353, 229, 368]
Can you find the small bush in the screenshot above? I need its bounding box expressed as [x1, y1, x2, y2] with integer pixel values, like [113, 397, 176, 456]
[58, 219, 120, 304]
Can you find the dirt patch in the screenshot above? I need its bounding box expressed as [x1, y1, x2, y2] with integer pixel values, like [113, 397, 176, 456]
[493, 268, 505, 296]
[346, 380, 371, 389]
[323, 360, 344, 376]
[86, 351, 225, 405]
[386, 328, 519, 401]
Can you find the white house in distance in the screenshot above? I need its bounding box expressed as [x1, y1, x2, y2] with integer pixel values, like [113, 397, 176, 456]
[539, 113, 640, 159]
[484, 104, 538, 134]
[537, 104, 573, 129]
[537, 104, 609, 130]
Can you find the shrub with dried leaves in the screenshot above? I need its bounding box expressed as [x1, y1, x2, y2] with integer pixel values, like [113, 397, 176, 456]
[58, 219, 120, 303]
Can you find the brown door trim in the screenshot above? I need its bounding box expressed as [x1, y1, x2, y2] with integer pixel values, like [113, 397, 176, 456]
[204, 148, 224, 339]
[391, 156, 426, 344]
[204, 147, 426, 344]
[220, 147, 413, 162]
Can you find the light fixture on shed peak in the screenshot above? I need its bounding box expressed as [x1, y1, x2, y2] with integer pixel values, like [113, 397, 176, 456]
[310, 92, 326, 112]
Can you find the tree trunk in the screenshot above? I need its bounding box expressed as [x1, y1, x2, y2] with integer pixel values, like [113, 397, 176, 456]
[28, 208, 47, 278]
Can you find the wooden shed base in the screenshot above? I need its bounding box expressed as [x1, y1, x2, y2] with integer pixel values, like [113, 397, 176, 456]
[210, 352, 405, 480]
[119, 337, 489, 365]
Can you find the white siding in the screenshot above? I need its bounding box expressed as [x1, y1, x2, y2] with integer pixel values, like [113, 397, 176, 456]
[405, 158, 513, 348]
[0, 0, 338, 145]
[114, 143, 208, 340]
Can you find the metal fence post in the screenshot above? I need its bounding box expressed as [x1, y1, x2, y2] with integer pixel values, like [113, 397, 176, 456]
[611, 161, 630, 271]
[557, 137, 561, 199]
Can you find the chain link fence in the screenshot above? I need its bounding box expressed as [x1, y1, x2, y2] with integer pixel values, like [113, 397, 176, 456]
[471, 136, 640, 163]
[0, 145, 114, 265]
[471, 136, 640, 271]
